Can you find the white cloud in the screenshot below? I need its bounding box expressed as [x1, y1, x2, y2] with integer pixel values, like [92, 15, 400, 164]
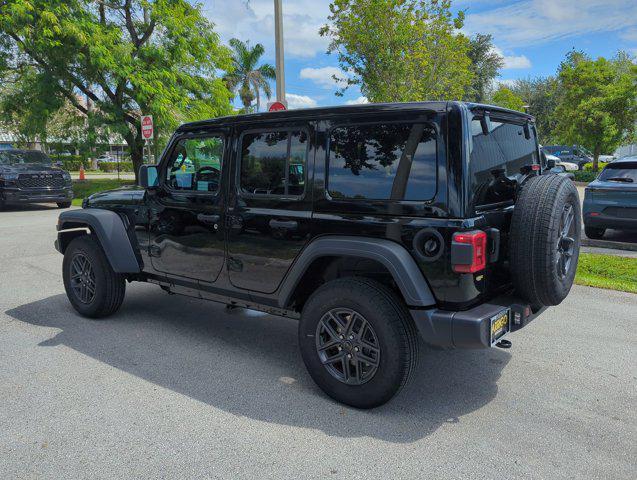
[492, 46, 532, 69]
[286, 93, 318, 109]
[493, 79, 518, 89]
[464, 0, 637, 48]
[299, 66, 345, 88]
[204, 0, 330, 59]
[345, 96, 369, 105]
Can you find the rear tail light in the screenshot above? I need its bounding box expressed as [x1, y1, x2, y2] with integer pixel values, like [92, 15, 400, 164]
[451, 230, 487, 273]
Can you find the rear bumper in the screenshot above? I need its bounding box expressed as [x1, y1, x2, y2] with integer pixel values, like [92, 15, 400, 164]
[410, 296, 547, 349]
[584, 213, 637, 231]
[1, 187, 73, 204]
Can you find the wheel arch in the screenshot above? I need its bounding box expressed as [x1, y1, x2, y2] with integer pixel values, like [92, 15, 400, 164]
[56, 209, 141, 274]
[278, 236, 436, 310]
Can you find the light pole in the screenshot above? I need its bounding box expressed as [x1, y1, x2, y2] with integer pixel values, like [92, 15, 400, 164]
[274, 0, 286, 103]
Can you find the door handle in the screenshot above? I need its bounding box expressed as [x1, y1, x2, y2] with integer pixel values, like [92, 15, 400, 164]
[269, 219, 298, 230]
[197, 213, 221, 225]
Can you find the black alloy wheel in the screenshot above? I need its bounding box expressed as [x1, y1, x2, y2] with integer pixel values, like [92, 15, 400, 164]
[70, 253, 97, 304]
[315, 308, 381, 385]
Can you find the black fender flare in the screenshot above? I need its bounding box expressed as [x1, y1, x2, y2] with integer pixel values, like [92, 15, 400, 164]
[56, 209, 141, 273]
[278, 236, 436, 308]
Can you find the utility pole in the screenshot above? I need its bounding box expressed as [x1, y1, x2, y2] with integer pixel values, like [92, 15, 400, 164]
[274, 0, 286, 103]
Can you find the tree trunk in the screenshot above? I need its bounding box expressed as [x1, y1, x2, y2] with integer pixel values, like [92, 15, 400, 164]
[593, 146, 600, 172]
[125, 131, 144, 182]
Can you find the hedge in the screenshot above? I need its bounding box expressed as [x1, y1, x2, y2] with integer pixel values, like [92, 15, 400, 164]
[97, 161, 134, 172]
[573, 171, 598, 183]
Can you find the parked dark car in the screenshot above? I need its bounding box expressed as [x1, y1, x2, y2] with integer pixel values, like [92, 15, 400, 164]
[543, 145, 593, 170]
[0, 149, 73, 209]
[583, 157, 637, 239]
[54, 102, 581, 408]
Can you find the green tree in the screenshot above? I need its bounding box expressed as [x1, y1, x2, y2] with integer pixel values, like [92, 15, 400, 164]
[555, 52, 637, 171]
[466, 33, 503, 103]
[510, 76, 560, 143]
[491, 86, 526, 112]
[320, 0, 473, 102]
[0, 0, 233, 178]
[224, 38, 276, 113]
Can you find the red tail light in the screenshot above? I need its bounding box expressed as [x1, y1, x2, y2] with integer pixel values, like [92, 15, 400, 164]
[452, 230, 487, 273]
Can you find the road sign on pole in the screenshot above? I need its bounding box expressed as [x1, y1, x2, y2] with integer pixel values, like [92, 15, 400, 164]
[141, 115, 154, 140]
[267, 100, 287, 112]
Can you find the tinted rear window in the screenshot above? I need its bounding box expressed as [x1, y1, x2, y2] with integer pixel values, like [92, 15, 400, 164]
[327, 123, 437, 201]
[598, 162, 637, 182]
[470, 118, 537, 175]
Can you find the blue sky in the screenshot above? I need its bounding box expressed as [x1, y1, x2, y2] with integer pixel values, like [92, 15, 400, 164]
[203, 0, 637, 109]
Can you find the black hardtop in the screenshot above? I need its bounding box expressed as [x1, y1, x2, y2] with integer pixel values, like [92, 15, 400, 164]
[177, 101, 533, 132]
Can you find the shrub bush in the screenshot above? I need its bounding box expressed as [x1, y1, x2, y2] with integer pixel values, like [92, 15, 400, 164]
[583, 161, 609, 172]
[97, 161, 134, 172]
[573, 171, 598, 183]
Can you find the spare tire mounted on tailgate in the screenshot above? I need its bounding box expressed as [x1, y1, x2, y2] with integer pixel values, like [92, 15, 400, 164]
[509, 174, 581, 307]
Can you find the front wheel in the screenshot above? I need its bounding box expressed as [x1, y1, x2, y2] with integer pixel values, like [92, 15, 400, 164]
[299, 277, 418, 409]
[62, 235, 126, 318]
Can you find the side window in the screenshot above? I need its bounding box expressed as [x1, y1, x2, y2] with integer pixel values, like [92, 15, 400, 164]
[469, 118, 537, 176]
[240, 130, 308, 196]
[166, 135, 224, 192]
[327, 123, 437, 201]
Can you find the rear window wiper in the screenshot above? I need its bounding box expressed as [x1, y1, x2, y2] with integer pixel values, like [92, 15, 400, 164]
[605, 177, 634, 183]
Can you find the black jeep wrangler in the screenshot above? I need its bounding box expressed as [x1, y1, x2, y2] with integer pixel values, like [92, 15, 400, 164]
[54, 102, 581, 408]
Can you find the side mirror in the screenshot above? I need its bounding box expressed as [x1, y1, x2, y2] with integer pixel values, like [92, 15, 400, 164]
[139, 165, 159, 188]
[546, 158, 556, 169]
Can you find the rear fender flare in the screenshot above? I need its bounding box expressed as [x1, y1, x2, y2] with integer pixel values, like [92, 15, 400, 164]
[278, 236, 436, 308]
[56, 209, 141, 273]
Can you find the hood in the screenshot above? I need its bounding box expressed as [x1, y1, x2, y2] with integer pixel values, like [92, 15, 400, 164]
[85, 185, 146, 208]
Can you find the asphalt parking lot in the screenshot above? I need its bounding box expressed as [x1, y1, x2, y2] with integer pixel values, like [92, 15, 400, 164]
[1, 205, 635, 479]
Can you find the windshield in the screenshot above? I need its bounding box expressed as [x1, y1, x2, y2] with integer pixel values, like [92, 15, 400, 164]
[598, 162, 637, 182]
[0, 150, 52, 165]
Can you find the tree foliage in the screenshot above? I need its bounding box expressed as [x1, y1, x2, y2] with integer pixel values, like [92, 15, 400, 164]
[466, 33, 503, 103]
[320, 0, 473, 102]
[224, 38, 276, 113]
[555, 51, 637, 170]
[490, 86, 525, 112]
[510, 76, 560, 143]
[0, 0, 233, 176]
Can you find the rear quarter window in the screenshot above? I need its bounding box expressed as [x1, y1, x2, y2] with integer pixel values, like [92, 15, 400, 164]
[327, 122, 437, 201]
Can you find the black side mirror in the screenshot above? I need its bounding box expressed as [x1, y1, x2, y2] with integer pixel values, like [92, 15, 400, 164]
[546, 158, 556, 169]
[139, 165, 159, 188]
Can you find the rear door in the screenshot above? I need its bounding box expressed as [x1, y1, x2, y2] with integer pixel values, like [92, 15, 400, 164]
[226, 124, 314, 294]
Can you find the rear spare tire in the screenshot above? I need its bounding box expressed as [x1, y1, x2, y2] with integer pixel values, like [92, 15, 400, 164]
[509, 174, 581, 306]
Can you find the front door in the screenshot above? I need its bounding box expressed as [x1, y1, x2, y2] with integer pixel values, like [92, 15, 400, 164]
[226, 125, 313, 294]
[148, 132, 227, 283]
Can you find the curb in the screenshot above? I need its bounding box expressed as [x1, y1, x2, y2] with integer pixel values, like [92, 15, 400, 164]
[581, 237, 637, 252]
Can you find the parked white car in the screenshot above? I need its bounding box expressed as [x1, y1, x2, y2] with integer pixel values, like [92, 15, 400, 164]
[546, 153, 578, 171]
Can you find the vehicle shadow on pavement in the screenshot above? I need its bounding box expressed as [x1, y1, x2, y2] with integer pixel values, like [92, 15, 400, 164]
[6, 287, 511, 444]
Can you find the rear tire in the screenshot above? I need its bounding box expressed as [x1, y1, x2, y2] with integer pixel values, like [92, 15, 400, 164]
[509, 175, 581, 306]
[62, 235, 126, 318]
[57, 201, 72, 208]
[299, 277, 418, 409]
[584, 226, 605, 239]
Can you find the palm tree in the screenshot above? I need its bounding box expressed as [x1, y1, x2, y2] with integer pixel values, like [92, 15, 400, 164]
[225, 39, 276, 113]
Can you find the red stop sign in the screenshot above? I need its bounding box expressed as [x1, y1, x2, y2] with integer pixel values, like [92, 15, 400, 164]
[268, 101, 287, 112]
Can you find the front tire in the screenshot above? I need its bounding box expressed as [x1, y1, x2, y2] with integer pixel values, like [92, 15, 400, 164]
[62, 235, 126, 318]
[299, 277, 418, 409]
